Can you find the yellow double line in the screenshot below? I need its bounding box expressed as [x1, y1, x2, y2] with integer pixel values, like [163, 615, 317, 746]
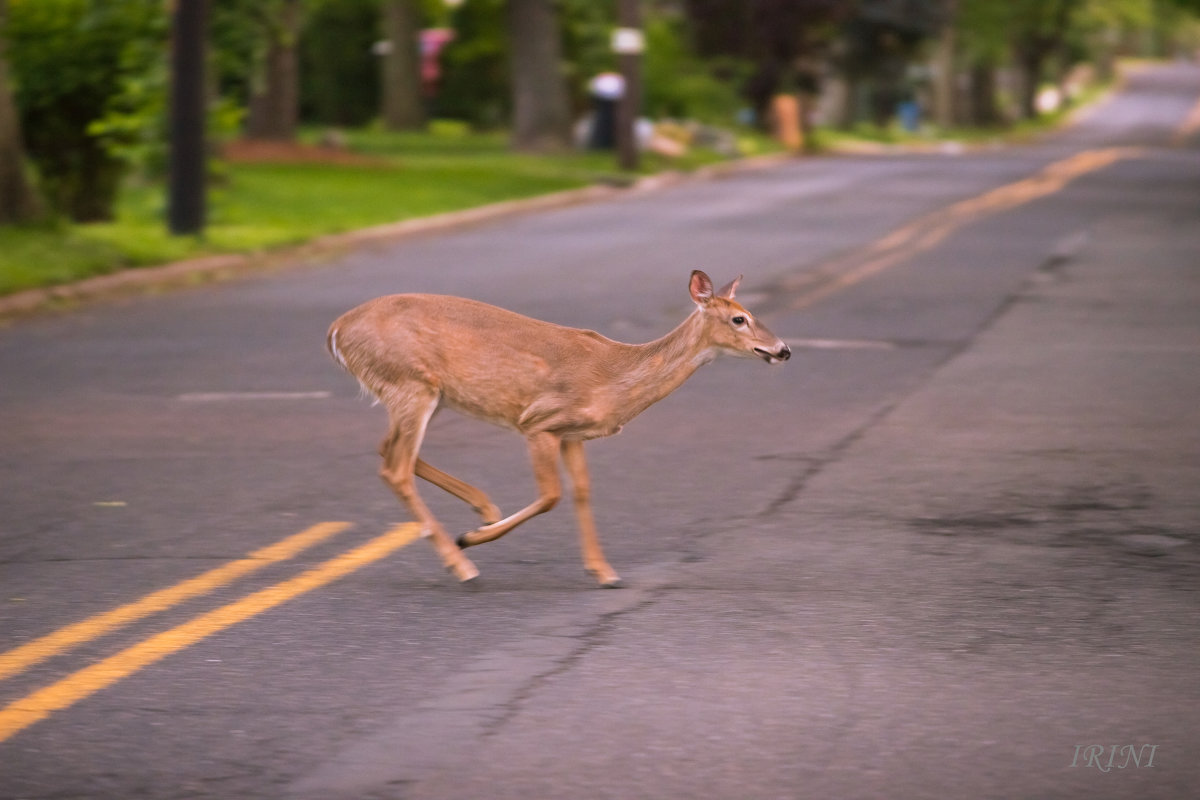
[783, 146, 1143, 310]
[0, 521, 422, 743]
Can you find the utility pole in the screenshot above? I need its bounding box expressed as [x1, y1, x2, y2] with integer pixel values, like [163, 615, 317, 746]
[168, 0, 208, 236]
[614, 0, 642, 171]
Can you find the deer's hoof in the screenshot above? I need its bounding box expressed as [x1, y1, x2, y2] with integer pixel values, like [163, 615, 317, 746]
[450, 559, 479, 582]
[590, 569, 623, 589]
[476, 504, 502, 525]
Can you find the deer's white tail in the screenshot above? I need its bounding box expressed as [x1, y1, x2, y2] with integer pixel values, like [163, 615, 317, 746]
[326, 324, 383, 406]
[326, 326, 348, 368]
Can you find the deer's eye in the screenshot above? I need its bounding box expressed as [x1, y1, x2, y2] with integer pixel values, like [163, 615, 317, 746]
[731, 315, 746, 326]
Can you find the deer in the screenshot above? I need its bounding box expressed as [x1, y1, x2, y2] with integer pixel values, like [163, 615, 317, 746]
[327, 270, 790, 587]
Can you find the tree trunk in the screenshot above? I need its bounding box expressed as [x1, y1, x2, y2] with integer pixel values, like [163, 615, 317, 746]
[0, 0, 42, 223]
[966, 61, 1000, 126]
[931, 3, 957, 129]
[838, 72, 860, 129]
[245, 0, 301, 140]
[381, 0, 424, 130]
[1012, 0, 1079, 120]
[506, 0, 570, 152]
[1014, 45, 1043, 119]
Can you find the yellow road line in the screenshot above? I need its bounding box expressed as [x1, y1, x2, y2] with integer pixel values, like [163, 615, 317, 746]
[0, 521, 351, 682]
[0, 523, 422, 743]
[786, 147, 1143, 310]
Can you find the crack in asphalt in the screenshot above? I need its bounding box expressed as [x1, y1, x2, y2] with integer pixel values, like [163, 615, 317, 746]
[749, 233, 1082, 525]
[287, 566, 674, 799]
[755, 414, 890, 521]
[478, 593, 662, 741]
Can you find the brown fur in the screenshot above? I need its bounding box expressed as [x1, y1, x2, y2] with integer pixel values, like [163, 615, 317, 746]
[328, 271, 789, 585]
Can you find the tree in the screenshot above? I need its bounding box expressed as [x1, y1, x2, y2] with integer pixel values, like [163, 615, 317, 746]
[1073, 0, 1156, 80]
[0, 0, 41, 224]
[838, 0, 945, 127]
[428, 0, 508, 127]
[299, 0, 379, 126]
[930, 0, 958, 128]
[957, 0, 1012, 125]
[7, 0, 164, 222]
[381, 0, 425, 130]
[1010, 0, 1084, 119]
[685, 0, 849, 124]
[243, 0, 302, 139]
[507, 0, 571, 151]
[430, 0, 607, 132]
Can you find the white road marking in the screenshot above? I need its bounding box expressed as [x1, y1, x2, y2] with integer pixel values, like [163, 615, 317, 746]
[176, 391, 332, 402]
[785, 338, 897, 350]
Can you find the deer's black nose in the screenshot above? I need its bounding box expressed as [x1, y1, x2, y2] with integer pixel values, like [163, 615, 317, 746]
[777, 345, 791, 361]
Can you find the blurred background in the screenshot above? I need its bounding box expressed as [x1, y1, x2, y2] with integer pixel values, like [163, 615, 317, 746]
[1, 0, 1199, 294]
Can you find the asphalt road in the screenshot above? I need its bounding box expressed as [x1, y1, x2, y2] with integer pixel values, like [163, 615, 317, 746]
[2, 63, 1199, 799]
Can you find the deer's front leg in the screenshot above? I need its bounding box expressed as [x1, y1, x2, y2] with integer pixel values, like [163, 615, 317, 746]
[561, 439, 622, 588]
[457, 432, 562, 549]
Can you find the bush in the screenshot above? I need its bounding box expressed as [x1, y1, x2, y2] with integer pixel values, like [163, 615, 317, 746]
[299, 0, 380, 126]
[430, 0, 510, 128]
[7, 0, 165, 221]
[643, 15, 748, 124]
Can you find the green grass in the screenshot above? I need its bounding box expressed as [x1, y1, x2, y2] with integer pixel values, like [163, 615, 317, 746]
[0, 224, 130, 292]
[1, 126, 748, 296]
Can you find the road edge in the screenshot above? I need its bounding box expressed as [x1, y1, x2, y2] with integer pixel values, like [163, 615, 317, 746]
[0, 153, 795, 322]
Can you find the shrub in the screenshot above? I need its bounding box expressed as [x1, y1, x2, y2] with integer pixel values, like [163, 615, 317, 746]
[7, 0, 165, 221]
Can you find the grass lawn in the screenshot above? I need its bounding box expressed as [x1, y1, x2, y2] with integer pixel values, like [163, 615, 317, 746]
[0, 126, 740, 296]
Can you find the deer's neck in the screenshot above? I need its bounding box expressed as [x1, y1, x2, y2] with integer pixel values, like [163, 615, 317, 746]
[612, 311, 714, 418]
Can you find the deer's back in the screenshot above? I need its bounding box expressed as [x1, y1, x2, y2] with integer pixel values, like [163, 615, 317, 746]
[330, 294, 627, 433]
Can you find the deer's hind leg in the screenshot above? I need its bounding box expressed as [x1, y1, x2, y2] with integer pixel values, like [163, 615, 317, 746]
[457, 432, 562, 549]
[415, 459, 502, 524]
[379, 389, 479, 582]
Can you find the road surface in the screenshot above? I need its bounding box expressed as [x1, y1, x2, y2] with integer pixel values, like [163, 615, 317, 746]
[2, 63, 1199, 799]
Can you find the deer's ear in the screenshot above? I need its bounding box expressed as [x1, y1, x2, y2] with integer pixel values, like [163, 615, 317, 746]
[690, 270, 714, 306]
[716, 275, 742, 300]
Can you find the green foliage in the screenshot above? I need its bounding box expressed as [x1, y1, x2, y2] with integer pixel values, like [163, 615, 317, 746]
[84, 35, 168, 177]
[210, 0, 262, 109]
[299, 0, 380, 126]
[431, 0, 510, 127]
[643, 14, 747, 123]
[958, 0, 1013, 64]
[88, 4, 243, 178]
[6, 0, 164, 221]
[1081, 0, 1155, 28]
[427, 0, 749, 128]
[559, 0, 616, 108]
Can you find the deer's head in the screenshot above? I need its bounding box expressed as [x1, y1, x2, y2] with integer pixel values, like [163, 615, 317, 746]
[690, 271, 791, 364]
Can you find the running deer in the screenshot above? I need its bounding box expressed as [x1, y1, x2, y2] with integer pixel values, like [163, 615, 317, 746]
[327, 270, 790, 586]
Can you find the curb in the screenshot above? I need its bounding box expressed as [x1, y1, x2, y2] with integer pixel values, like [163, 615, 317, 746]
[0, 152, 797, 322]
